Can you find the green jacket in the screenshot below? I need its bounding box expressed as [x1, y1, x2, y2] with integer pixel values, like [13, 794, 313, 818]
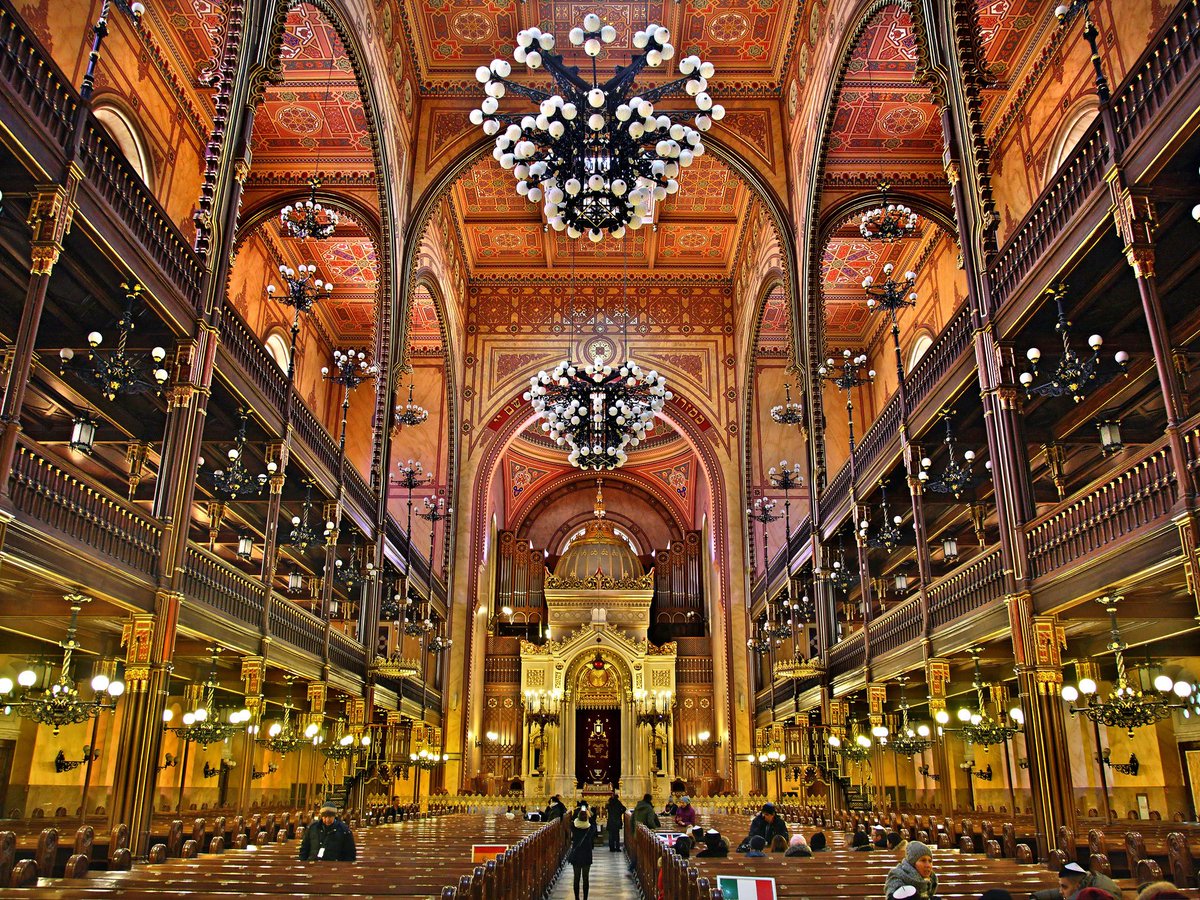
[631, 799, 660, 830]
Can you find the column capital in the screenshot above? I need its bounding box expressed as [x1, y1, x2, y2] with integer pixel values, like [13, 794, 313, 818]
[27, 177, 80, 276]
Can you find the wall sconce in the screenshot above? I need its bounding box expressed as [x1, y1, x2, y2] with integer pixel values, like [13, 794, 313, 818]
[941, 535, 959, 563]
[696, 730, 721, 747]
[159, 752, 177, 771]
[236, 534, 254, 560]
[917, 764, 940, 781]
[1097, 419, 1123, 456]
[55, 746, 98, 773]
[1100, 748, 1139, 776]
[69, 412, 98, 455]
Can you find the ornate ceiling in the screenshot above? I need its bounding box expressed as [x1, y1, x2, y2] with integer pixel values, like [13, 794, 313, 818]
[450, 152, 752, 280]
[399, 0, 807, 94]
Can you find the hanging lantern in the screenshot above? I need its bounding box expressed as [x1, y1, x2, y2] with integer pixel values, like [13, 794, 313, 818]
[69, 413, 99, 455]
[236, 534, 254, 560]
[287, 571, 304, 594]
[941, 535, 959, 563]
[1097, 419, 1123, 456]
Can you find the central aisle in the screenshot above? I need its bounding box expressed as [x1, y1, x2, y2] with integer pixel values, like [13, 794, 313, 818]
[549, 844, 640, 900]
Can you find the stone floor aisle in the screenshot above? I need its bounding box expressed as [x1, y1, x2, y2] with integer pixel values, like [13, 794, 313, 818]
[549, 843, 640, 900]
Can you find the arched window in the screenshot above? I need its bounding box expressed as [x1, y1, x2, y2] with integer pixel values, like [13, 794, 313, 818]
[908, 333, 934, 370]
[264, 331, 291, 372]
[93, 103, 153, 188]
[1044, 99, 1100, 184]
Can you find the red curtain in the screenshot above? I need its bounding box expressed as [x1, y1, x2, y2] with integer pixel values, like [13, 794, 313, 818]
[575, 709, 620, 787]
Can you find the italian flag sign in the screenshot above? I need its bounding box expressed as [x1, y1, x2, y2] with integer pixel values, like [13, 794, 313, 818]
[717, 875, 778, 900]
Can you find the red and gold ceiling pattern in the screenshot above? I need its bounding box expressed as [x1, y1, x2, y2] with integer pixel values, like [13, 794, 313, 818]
[402, 0, 804, 91]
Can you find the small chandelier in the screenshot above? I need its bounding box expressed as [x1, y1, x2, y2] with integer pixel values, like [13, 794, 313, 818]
[410, 747, 448, 771]
[266, 263, 333, 315]
[258, 693, 304, 756]
[59, 283, 169, 401]
[323, 347, 378, 392]
[888, 680, 934, 759]
[0, 596, 124, 735]
[211, 410, 273, 500]
[770, 382, 805, 427]
[168, 653, 247, 748]
[473, 15, 722, 240]
[862, 263, 917, 318]
[828, 722, 873, 764]
[937, 649, 1021, 748]
[863, 481, 904, 551]
[321, 719, 368, 761]
[1020, 284, 1129, 403]
[280, 176, 339, 240]
[919, 411, 978, 499]
[428, 620, 453, 654]
[746, 615, 773, 654]
[334, 534, 376, 591]
[752, 749, 788, 772]
[525, 357, 669, 469]
[828, 536, 857, 593]
[403, 594, 434, 637]
[859, 181, 919, 242]
[394, 382, 429, 428]
[1061, 595, 1194, 736]
[288, 481, 321, 550]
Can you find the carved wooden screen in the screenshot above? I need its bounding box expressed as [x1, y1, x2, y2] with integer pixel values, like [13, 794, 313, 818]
[651, 531, 704, 640]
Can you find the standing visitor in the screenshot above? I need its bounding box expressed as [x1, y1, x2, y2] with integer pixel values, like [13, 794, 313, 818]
[567, 803, 597, 900]
[605, 792, 626, 851]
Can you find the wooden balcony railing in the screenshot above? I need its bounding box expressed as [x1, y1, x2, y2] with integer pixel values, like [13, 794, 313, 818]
[1112, 0, 1200, 151]
[818, 305, 973, 532]
[267, 593, 327, 659]
[1026, 441, 1176, 580]
[217, 308, 290, 418]
[827, 634, 866, 679]
[8, 443, 161, 577]
[868, 598, 923, 658]
[180, 545, 262, 629]
[330, 627, 366, 677]
[926, 546, 1005, 630]
[78, 115, 204, 303]
[0, 3, 76, 149]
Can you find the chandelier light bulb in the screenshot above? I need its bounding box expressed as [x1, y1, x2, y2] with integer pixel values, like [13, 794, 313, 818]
[90, 674, 109, 692]
[1078, 677, 1098, 695]
[1061, 684, 1079, 702]
[17, 669, 36, 688]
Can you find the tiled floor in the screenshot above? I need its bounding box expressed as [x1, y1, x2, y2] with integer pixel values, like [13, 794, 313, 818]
[550, 843, 639, 900]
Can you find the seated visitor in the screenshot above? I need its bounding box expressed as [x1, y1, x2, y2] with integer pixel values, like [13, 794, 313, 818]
[851, 829, 873, 851]
[1032, 863, 1120, 900]
[884, 840, 937, 900]
[784, 834, 811, 857]
[298, 805, 356, 862]
[673, 795, 697, 827]
[769, 834, 788, 853]
[888, 830, 908, 859]
[744, 835, 768, 858]
[809, 830, 828, 852]
[747, 801, 790, 844]
[696, 828, 728, 857]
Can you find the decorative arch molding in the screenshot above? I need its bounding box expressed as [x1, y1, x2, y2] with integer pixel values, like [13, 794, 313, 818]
[550, 513, 645, 558]
[263, 0, 403, 492]
[92, 97, 153, 189]
[1043, 98, 1101, 185]
[512, 470, 688, 546]
[816, 193, 958, 247]
[235, 192, 384, 252]
[800, 0, 946, 487]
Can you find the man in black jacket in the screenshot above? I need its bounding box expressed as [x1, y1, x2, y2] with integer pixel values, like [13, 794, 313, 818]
[605, 792, 626, 851]
[543, 794, 567, 822]
[747, 802, 790, 845]
[299, 806, 357, 861]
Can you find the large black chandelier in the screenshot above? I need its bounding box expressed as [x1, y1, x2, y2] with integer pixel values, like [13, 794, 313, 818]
[280, 176, 339, 241]
[525, 357, 669, 469]
[59, 283, 169, 402]
[472, 15, 721, 240]
[0, 595, 124, 735]
[919, 411, 978, 499]
[258, 695, 304, 757]
[210, 409, 272, 501]
[334, 533, 375, 591]
[288, 481, 322, 550]
[1061, 595, 1194, 736]
[1020, 284, 1128, 403]
[266, 263, 333, 315]
[937, 649, 1021, 748]
[828, 534, 857, 593]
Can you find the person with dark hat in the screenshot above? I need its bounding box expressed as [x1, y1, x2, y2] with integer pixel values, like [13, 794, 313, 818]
[1030, 862, 1120, 899]
[883, 840, 937, 899]
[747, 801, 790, 845]
[298, 805, 357, 862]
[696, 827, 728, 857]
